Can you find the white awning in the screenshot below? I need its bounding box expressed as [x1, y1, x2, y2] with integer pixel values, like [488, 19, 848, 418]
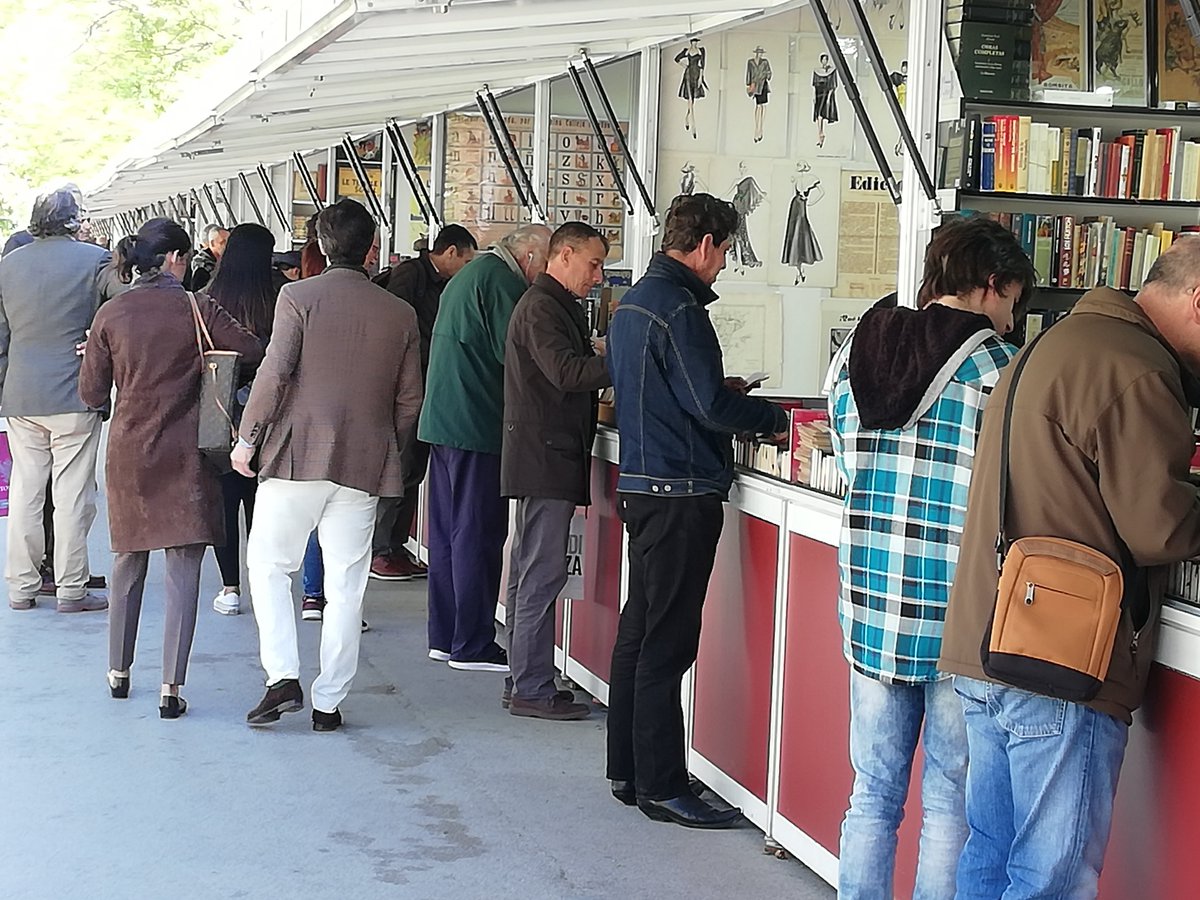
[85, 0, 803, 215]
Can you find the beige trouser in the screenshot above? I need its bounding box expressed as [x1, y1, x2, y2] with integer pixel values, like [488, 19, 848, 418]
[5, 412, 102, 602]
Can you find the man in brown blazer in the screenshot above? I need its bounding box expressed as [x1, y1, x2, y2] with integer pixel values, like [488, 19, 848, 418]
[232, 199, 422, 733]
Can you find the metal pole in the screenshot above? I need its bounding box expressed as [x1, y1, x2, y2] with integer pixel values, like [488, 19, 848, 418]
[474, 92, 531, 212]
[386, 123, 431, 227]
[809, 0, 902, 206]
[387, 121, 442, 228]
[566, 65, 636, 216]
[292, 152, 326, 210]
[340, 135, 389, 224]
[258, 165, 291, 234]
[214, 180, 238, 224]
[844, 0, 939, 204]
[483, 87, 545, 222]
[580, 55, 657, 220]
[238, 172, 266, 225]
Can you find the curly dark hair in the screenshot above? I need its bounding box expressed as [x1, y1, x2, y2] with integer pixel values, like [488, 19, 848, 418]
[28, 186, 82, 238]
[660, 193, 740, 254]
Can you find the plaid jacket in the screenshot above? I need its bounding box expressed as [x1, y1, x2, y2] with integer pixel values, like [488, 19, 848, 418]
[828, 332, 1016, 684]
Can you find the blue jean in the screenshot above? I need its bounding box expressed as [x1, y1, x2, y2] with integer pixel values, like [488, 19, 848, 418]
[302, 531, 323, 598]
[839, 670, 968, 900]
[954, 676, 1129, 899]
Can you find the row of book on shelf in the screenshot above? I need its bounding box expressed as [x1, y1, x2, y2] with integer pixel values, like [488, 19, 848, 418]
[941, 115, 1200, 201]
[961, 209, 1196, 292]
[732, 407, 847, 497]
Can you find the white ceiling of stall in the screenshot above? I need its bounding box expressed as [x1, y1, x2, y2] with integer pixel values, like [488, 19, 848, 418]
[85, 0, 806, 215]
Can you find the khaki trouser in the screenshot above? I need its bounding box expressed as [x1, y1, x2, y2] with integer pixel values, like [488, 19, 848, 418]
[5, 412, 102, 602]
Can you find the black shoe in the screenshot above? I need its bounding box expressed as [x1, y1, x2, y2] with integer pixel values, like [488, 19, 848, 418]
[501, 679, 574, 709]
[246, 678, 304, 726]
[611, 777, 705, 807]
[448, 643, 510, 673]
[313, 708, 342, 732]
[509, 694, 591, 720]
[160, 696, 188, 719]
[107, 670, 130, 699]
[636, 793, 742, 829]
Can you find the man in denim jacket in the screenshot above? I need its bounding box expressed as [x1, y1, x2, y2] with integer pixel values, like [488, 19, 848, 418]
[604, 194, 789, 828]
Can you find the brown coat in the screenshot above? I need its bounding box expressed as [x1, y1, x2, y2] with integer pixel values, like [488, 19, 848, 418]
[501, 273, 610, 504]
[239, 266, 422, 497]
[79, 274, 264, 552]
[940, 288, 1200, 723]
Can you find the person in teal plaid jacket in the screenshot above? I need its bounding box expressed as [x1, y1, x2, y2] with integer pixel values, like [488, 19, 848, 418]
[826, 215, 1035, 900]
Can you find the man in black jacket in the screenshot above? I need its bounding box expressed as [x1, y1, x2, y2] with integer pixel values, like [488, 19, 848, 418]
[500, 222, 611, 720]
[373, 224, 477, 580]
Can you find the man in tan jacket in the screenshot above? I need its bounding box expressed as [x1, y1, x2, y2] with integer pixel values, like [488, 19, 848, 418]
[941, 236, 1200, 897]
[232, 199, 422, 733]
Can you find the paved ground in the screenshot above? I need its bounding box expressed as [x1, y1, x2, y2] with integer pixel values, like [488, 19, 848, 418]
[0, 487, 835, 900]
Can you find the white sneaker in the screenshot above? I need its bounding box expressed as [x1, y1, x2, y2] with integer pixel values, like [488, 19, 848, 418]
[213, 590, 241, 616]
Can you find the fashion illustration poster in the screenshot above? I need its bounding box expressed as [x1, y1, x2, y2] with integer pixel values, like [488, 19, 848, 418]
[657, 154, 712, 213]
[660, 37, 721, 153]
[723, 32, 790, 158]
[781, 161, 826, 284]
[793, 37, 858, 159]
[767, 160, 841, 288]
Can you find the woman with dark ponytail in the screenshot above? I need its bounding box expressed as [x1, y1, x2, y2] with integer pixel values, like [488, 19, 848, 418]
[98, 234, 135, 305]
[203, 222, 278, 616]
[79, 217, 264, 720]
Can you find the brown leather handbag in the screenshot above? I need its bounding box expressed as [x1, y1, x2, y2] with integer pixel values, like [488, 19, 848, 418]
[980, 330, 1125, 702]
[187, 291, 240, 458]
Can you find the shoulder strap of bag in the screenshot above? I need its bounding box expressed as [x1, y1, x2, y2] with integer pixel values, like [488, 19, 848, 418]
[187, 291, 216, 355]
[996, 328, 1050, 571]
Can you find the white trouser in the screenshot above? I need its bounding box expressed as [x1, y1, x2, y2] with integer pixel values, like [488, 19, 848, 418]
[247, 478, 378, 713]
[5, 412, 102, 602]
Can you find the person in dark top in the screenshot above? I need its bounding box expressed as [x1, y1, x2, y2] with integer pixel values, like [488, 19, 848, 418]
[203, 223, 277, 617]
[370, 224, 477, 581]
[2, 230, 33, 257]
[191, 224, 228, 291]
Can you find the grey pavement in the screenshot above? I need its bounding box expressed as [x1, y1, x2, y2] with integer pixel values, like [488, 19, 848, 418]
[0, 487, 835, 900]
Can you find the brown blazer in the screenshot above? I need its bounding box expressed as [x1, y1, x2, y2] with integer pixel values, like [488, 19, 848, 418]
[80, 274, 264, 552]
[940, 288, 1200, 723]
[239, 266, 423, 497]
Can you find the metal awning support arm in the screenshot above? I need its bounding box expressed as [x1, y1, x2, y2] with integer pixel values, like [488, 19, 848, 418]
[292, 152, 326, 210]
[809, 0, 902, 206]
[238, 172, 267, 225]
[214, 181, 238, 225]
[565, 63, 636, 217]
[474, 91, 532, 213]
[258, 165, 291, 234]
[579, 54, 657, 225]
[482, 86, 545, 223]
[341, 135, 389, 225]
[386, 120, 442, 228]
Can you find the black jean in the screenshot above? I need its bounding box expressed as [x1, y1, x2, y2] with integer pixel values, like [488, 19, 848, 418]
[373, 435, 431, 556]
[605, 492, 725, 800]
[214, 471, 257, 589]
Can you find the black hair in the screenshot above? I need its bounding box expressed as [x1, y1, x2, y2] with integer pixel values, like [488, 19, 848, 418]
[120, 217, 191, 281]
[431, 224, 478, 256]
[917, 214, 1036, 311]
[206, 223, 277, 339]
[112, 235, 136, 285]
[316, 199, 376, 267]
[550, 221, 609, 256]
[28, 188, 81, 238]
[660, 193, 739, 254]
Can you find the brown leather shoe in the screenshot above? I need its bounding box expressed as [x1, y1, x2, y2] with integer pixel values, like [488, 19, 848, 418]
[509, 694, 591, 720]
[56, 592, 108, 613]
[369, 553, 412, 582]
[9, 597, 36, 611]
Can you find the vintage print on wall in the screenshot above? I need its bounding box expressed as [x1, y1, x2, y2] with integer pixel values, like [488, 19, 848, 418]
[1091, 0, 1149, 104]
[767, 161, 841, 288]
[711, 157, 771, 280]
[1034, 0, 1087, 90]
[833, 169, 900, 299]
[708, 289, 784, 385]
[722, 32, 790, 158]
[445, 112, 535, 249]
[1156, 0, 1200, 103]
[793, 36, 859, 160]
[658, 153, 714, 210]
[865, 0, 908, 34]
[547, 117, 628, 260]
[660, 36, 722, 153]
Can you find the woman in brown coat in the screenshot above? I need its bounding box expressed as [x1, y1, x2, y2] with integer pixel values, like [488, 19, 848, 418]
[80, 218, 263, 719]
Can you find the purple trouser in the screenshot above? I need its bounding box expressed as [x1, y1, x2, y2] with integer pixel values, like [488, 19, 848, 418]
[426, 444, 508, 660]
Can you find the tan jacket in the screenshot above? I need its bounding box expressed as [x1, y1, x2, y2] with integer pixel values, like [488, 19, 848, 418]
[940, 287, 1200, 723]
[240, 266, 422, 498]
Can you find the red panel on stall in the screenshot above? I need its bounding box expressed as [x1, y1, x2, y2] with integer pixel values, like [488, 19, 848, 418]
[419, 483, 430, 549]
[555, 599, 564, 651]
[566, 462, 623, 681]
[1100, 665, 1200, 899]
[691, 510, 778, 802]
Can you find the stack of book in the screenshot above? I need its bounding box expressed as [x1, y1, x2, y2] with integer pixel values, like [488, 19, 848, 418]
[946, 0, 1034, 102]
[789, 412, 845, 496]
[949, 114, 1200, 199]
[961, 209, 1195, 291]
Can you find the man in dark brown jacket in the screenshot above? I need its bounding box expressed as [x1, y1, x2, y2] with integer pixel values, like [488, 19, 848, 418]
[232, 200, 423, 733]
[941, 236, 1200, 898]
[501, 222, 611, 720]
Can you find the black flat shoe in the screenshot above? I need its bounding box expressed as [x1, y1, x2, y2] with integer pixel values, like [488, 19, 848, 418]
[107, 670, 129, 700]
[246, 678, 304, 726]
[637, 793, 742, 829]
[611, 777, 707, 806]
[160, 696, 187, 719]
[312, 708, 342, 732]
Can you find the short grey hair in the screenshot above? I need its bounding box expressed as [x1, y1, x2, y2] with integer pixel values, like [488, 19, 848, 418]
[204, 224, 227, 243]
[1145, 234, 1200, 292]
[498, 224, 551, 257]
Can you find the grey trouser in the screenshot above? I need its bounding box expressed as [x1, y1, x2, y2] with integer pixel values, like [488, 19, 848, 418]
[109, 545, 205, 685]
[504, 497, 575, 702]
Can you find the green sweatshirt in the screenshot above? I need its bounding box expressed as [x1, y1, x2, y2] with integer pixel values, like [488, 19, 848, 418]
[417, 250, 527, 454]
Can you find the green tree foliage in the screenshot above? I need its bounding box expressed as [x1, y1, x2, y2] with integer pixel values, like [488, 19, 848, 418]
[0, 0, 255, 234]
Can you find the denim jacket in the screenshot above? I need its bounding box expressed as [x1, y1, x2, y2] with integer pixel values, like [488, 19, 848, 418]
[607, 253, 788, 499]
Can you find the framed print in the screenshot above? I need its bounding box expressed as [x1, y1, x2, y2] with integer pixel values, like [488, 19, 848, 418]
[1091, 0, 1150, 104]
[1155, 0, 1200, 103]
[1034, 0, 1088, 90]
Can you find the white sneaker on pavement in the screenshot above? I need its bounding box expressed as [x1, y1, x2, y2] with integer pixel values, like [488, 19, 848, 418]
[213, 590, 241, 616]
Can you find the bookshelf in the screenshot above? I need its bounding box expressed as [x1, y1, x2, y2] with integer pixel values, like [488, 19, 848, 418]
[960, 99, 1200, 121]
[958, 190, 1200, 210]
